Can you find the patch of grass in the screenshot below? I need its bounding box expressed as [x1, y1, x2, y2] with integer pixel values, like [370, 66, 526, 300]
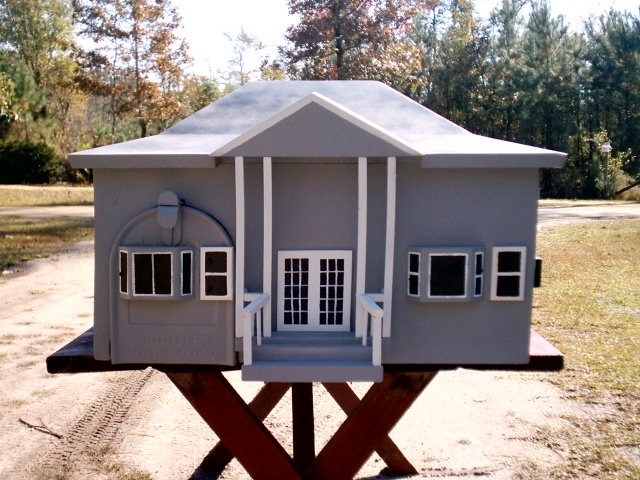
[531, 220, 640, 478]
[0, 185, 93, 206]
[0, 216, 93, 269]
[85, 444, 152, 480]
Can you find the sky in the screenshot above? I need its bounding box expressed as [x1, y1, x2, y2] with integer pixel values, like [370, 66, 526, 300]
[172, 0, 639, 77]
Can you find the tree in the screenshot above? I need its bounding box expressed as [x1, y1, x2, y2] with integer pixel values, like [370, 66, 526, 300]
[584, 9, 640, 177]
[73, 0, 191, 139]
[280, 0, 433, 95]
[224, 27, 265, 86]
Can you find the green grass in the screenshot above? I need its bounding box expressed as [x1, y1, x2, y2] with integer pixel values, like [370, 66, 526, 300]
[530, 220, 640, 478]
[0, 185, 93, 206]
[0, 216, 94, 270]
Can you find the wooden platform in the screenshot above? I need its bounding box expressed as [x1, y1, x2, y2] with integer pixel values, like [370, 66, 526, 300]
[47, 328, 563, 375]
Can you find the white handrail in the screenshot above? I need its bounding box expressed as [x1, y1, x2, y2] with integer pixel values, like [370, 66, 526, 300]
[357, 294, 383, 367]
[242, 293, 270, 366]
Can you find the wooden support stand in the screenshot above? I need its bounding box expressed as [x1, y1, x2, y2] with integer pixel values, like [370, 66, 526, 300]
[47, 329, 563, 479]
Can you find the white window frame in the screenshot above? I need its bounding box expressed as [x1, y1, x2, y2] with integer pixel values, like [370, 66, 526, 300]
[132, 251, 173, 298]
[200, 247, 234, 301]
[427, 253, 469, 299]
[474, 252, 484, 298]
[277, 250, 352, 332]
[181, 250, 193, 297]
[407, 252, 421, 297]
[491, 246, 527, 301]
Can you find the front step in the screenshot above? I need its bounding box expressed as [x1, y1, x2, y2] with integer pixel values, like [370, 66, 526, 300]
[242, 331, 382, 382]
[242, 361, 383, 382]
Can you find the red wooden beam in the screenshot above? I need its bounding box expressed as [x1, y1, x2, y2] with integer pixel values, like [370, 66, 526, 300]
[292, 383, 315, 471]
[198, 381, 291, 473]
[322, 382, 419, 475]
[167, 371, 301, 480]
[307, 371, 437, 480]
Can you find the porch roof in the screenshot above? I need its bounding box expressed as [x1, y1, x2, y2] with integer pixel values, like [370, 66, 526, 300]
[69, 81, 566, 169]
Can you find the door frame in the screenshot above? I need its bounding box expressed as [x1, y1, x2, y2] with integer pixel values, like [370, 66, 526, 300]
[277, 250, 352, 332]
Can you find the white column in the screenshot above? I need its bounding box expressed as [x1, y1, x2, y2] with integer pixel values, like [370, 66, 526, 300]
[235, 156, 245, 337]
[355, 157, 368, 337]
[263, 157, 273, 336]
[382, 157, 397, 337]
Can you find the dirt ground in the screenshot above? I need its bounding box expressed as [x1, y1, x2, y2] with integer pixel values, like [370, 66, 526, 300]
[0, 238, 593, 480]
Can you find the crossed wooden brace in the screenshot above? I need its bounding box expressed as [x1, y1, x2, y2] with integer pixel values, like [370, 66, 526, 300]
[166, 370, 438, 480]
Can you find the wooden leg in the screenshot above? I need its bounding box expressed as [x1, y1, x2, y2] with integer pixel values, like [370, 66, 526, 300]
[306, 371, 438, 480]
[199, 382, 291, 473]
[292, 383, 315, 471]
[166, 371, 301, 480]
[322, 382, 419, 475]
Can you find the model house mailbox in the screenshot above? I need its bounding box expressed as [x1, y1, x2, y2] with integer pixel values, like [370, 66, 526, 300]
[69, 80, 566, 383]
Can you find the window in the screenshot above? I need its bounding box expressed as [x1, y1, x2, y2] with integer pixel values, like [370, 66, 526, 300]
[407, 252, 420, 297]
[429, 253, 467, 298]
[119, 251, 128, 294]
[119, 246, 194, 300]
[407, 247, 483, 302]
[133, 252, 172, 296]
[181, 251, 192, 296]
[474, 252, 484, 297]
[278, 250, 352, 331]
[491, 247, 526, 301]
[200, 247, 234, 300]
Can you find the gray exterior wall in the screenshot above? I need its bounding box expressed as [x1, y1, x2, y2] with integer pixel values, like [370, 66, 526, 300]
[93, 161, 538, 366]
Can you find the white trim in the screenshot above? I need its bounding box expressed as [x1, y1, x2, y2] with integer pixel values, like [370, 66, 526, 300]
[407, 252, 421, 297]
[200, 247, 234, 300]
[427, 253, 468, 298]
[211, 92, 423, 157]
[355, 156, 367, 337]
[180, 250, 193, 296]
[235, 156, 245, 335]
[382, 157, 396, 337]
[119, 250, 129, 294]
[490, 246, 527, 301]
[277, 250, 352, 332]
[263, 156, 273, 337]
[474, 252, 484, 297]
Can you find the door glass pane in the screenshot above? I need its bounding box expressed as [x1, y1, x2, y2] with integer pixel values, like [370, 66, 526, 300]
[283, 257, 309, 325]
[320, 256, 346, 325]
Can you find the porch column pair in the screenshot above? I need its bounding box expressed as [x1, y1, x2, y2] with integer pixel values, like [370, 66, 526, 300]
[234, 156, 396, 339]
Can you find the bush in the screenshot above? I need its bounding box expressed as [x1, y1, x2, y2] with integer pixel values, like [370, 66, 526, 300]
[0, 140, 56, 184]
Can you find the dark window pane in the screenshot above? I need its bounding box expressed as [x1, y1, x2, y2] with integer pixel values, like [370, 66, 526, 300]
[134, 254, 153, 295]
[336, 312, 343, 325]
[284, 312, 292, 324]
[320, 312, 326, 325]
[327, 313, 335, 325]
[120, 251, 128, 293]
[205, 275, 227, 297]
[293, 312, 300, 324]
[430, 255, 466, 297]
[205, 251, 227, 273]
[337, 259, 344, 270]
[409, 274, 419, 296]
[182, 252, 192, 295]
[285, 300, 292, 311]
[409, 253, 420, 274]
[320, 300, 326, 311]
[320, 272, 327, 286]
[475, 253, 483, 275]
[329, 272, 336, 284]
[154, 254, 172, 295]
[329, 259, 336, 270]
[301, 258, 309, 270]
[321, 259, 327, 270]
[300, 312, 308, 324]
[475, 277, 482, 296]
[497, 276, 520, 297]
[336, 300, 343, 312]
[301, 299, 308, 311]
[301, 286, 308, 298]
[498, 251, 521, 273]
[285, 258, 291, 270]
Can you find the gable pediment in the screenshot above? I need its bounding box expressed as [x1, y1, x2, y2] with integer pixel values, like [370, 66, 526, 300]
[212, 92, 422, 158]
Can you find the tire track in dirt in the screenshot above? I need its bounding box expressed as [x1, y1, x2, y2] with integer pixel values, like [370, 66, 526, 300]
[33, 368, 155, 476]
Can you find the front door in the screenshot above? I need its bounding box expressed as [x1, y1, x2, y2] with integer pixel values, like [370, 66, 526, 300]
[277, 250, 352, 332]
